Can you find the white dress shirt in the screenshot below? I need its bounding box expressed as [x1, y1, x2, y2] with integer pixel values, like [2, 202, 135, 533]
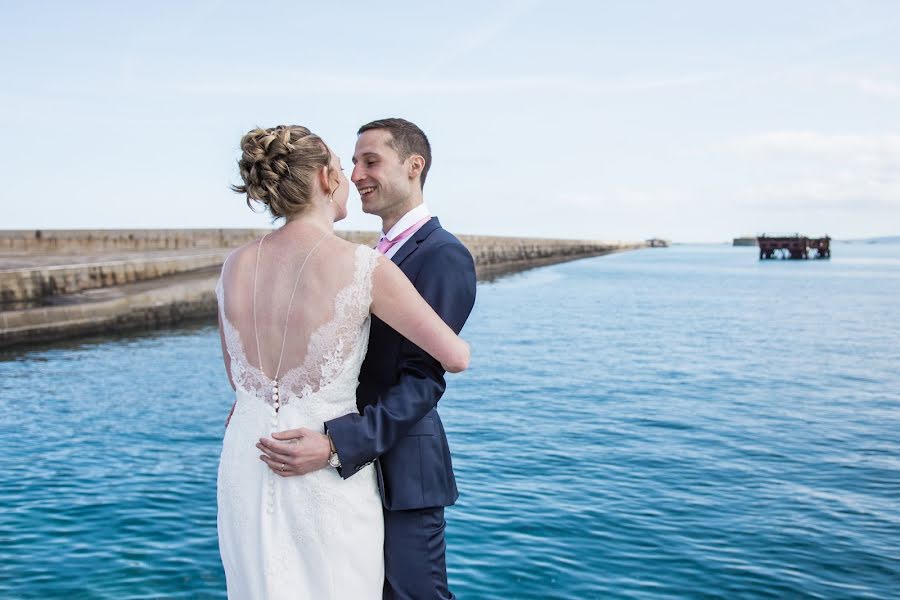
[379, 204, 432, 259]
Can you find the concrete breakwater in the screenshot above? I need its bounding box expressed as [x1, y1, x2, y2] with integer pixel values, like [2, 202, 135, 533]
[0, 229, 647, 348]
[1, 251, 229, 305]
[0, 228, 273, 254]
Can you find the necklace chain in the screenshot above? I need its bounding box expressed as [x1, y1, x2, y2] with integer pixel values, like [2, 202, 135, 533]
[252, 230, 330, 409]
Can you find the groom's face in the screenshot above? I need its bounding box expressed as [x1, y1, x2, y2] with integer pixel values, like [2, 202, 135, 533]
[351, 129, 416, 217]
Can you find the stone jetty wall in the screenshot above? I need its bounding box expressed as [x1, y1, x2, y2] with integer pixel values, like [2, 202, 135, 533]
[0, 228, 375, 254]
[0, 229, 647, 348]
[1, 273, 221, 348]
[1, 251, 229, 305]
[456, 234, 629, 276]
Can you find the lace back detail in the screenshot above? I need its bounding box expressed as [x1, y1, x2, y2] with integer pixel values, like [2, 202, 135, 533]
[217, 244, 380, 408]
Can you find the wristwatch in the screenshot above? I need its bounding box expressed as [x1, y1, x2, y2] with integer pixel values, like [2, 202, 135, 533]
[327, 434, 341, 469]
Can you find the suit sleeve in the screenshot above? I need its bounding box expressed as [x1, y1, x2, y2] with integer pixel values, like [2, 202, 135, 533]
[324, 242, 477, 479]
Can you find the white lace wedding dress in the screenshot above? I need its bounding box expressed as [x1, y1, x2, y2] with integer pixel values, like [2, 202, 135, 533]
[215, 241, 383, 599]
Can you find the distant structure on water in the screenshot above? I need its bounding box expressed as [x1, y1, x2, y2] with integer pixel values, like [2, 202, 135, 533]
[733, 236, 756, 246]
[757, 234, 831, 260]
[646, 238, 670, 248]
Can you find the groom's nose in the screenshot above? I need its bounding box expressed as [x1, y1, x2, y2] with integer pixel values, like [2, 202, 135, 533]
[351, 164, 364, 184]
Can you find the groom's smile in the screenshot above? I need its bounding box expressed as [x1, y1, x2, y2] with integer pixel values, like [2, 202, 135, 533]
[356, 182, 380, 213]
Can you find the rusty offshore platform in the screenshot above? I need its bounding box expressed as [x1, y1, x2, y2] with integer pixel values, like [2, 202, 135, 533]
[757, 234, 831, 260]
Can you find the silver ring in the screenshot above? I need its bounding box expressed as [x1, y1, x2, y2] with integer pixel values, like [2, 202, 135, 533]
[280, 463, 285, 471]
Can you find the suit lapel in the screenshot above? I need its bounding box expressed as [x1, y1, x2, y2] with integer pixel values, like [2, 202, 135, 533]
[390, 217, 440, 267]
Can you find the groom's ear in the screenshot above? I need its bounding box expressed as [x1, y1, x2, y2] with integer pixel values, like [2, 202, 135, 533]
[407, 155, 425, 182]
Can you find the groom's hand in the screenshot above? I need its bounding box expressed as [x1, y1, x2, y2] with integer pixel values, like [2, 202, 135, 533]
[257, 428, 330, 476]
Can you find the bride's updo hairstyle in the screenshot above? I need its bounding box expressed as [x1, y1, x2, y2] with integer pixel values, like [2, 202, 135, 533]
[232, 125, 333, 219]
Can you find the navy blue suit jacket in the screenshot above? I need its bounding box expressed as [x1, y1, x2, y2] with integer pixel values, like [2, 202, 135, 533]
[325, 218, 477, 511]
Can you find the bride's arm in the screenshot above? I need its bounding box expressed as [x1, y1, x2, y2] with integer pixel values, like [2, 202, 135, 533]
[315, 242, 475, 479]
[370, 255, 470, 373]
[218, 312, 237, 390]
[218, 312, 237, 428]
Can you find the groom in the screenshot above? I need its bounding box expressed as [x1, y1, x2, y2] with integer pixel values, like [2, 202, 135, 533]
[269, 118, 477, 599]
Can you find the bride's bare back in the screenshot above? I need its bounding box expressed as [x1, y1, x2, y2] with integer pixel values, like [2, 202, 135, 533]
[217, 227, 468, 406]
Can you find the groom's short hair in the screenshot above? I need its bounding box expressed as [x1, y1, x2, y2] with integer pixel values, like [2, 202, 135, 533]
[358, 118, 432, 189]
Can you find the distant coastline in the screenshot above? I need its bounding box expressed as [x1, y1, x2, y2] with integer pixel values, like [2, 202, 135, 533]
[0, 229, 649, 348]
[841, 235, 900, 245]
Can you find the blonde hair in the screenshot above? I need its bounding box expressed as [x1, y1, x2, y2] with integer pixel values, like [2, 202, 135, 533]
[232, 125, 333, 219]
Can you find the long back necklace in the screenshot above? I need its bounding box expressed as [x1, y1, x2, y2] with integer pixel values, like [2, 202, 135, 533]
[252, 229, 330, 412]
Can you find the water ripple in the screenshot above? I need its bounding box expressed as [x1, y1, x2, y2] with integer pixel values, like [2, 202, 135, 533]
[1, 243, 899, 597]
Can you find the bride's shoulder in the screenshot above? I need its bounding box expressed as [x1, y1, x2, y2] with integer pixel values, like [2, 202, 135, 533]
[324, 235, 376, 261]
[220, 238, 265, 273]
[332, 240, 381, 282]
[350, 242, 382, 267]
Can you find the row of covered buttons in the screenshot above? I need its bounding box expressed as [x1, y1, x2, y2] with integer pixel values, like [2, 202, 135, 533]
[267, 382, 279, 515]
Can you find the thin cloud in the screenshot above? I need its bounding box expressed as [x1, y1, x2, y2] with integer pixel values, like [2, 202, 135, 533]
[732, 179, 900, 213]
[726, 131, 900, 155]
[173, 71, 719, 97]
[724, 131, 900, 212]
[831, 74, 900, 99]
[855, 77, 900, 99]
[423, 0, 543, 74]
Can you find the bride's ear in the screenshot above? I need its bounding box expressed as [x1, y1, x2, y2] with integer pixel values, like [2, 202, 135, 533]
[317, 164, 332, 195]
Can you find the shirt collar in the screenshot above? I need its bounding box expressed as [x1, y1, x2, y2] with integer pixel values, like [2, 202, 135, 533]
[382, 204, 431, 241]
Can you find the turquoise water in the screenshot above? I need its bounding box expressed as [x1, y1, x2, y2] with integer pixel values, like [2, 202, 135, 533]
[2, 243, 899, 598]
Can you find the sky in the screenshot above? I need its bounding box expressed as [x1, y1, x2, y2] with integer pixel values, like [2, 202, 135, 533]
[1, 1, 899, 242]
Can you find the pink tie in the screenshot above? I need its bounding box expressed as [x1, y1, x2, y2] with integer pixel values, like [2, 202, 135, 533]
[376, 216, 431, 255]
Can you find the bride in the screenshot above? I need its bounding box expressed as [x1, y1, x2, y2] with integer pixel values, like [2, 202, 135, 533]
[215, 125, 469, 599]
